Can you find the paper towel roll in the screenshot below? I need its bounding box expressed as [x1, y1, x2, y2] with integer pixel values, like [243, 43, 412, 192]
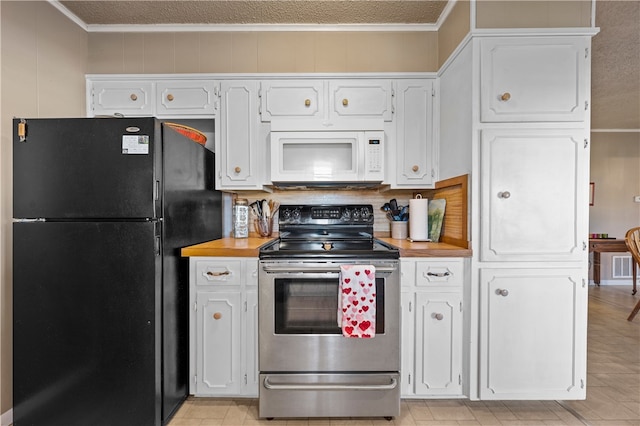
[409, 197, 429, 241]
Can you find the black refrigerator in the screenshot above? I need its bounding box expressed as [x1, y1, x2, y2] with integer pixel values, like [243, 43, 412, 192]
[12, 117, 222, 426]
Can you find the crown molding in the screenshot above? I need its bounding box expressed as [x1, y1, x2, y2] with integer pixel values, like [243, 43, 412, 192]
[48, 0, 440, 33]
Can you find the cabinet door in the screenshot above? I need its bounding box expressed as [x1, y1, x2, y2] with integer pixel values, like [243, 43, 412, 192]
[218, 81, 262, 189]
[156, 81, 218, 116]
[329, 80, 393, 121]
[400, 291, 415, 397]
[479, 268, 587, 400]
[196, 291, 242, 395]
[480, 129, 588, 262]
[244, 290, 259, 396]
[480, 37, 588, 122]
[395, 80, 435, 187]
[414, 293, 462, 396]
[91, 81, 153, 116]
[260, 80, 325, 121]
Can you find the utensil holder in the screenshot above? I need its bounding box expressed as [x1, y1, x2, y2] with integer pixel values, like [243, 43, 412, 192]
[391, 221, 408, 239]
[255, 217, 274, 237]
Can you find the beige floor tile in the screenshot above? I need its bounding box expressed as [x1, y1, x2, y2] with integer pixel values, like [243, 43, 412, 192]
[428, 406, 475, 421]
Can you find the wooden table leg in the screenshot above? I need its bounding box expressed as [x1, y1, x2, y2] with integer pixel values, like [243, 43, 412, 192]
[593, 250, 601, 286]
[633, 262, 637, 295]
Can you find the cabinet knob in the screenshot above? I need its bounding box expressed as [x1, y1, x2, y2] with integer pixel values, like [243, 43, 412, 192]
[130, 94, 138, 101]
[500, 92, 511, 101]
[304, 99, 311, 107]
[167, 94, 174, 102]
[342, 98, 349, 106]
[412, 165, 419, 172]
[213, 312, 222, 320]
[496, 289, 509, 297]
[434, 313, 444, 321]
[498, 191, 511, 199]
[234, 166, 241, 173]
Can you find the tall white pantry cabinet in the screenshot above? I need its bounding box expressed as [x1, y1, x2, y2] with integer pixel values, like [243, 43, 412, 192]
[440, 29, 597, 400]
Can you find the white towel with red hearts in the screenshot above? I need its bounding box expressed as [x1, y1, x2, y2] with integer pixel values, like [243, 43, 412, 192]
[338, 265, 376, 338]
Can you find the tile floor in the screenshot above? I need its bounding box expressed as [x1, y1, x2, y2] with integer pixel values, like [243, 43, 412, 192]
[169, 285, 640, 426]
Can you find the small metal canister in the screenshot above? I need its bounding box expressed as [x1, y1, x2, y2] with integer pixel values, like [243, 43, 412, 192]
[233, 198, 249, 238]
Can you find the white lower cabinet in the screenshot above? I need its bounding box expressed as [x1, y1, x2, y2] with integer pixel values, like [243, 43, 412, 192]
[401, 258, 464, 398]
[196, 291, 242, 395]
[190, 257, 259, 397]
[414, 292, 462, 396]
[478, 268, 587, 400]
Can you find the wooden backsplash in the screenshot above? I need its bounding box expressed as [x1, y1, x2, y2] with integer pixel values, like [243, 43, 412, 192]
[231, 174, 469, 247]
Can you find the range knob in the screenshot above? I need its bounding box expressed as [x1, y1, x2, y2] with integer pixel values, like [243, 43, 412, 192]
[281, 209, 292, 221]
[341, 209, 352, 221]
[291, 209, 302, 222]
[352, 209, 361, 220]
[360, 207, 371, 220]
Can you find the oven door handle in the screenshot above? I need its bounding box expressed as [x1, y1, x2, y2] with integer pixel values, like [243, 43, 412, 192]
[263, 376, 398, 391]
[262, 265, 397, 274]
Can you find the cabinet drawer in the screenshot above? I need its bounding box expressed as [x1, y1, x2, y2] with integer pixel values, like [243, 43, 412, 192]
[195, 260, 243, 286]
[480, 37, 588, 122]
[156, 81, 218, 116]
[415, 261, 463, 288]
[91, 81, 153, 116]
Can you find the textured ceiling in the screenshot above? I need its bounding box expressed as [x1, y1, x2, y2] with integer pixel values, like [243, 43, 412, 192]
[58, 0, 640, 130]
[60, 1, 448, 25]
[591, 0, 640, 130]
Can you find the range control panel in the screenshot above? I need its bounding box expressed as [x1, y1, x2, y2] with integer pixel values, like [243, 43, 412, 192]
[279, 204, 374, 225]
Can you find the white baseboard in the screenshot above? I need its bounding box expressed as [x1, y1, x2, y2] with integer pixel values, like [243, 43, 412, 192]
[1, 408, 13, 426]
[591, 279, 636, 286]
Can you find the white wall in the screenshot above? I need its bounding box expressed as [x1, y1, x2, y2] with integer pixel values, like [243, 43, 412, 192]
[589, 131, 640, 284]
[0, 1, 88, 420]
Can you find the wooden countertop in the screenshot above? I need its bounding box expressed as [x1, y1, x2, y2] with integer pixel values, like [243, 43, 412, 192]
[182, 234, 471, 258]
[377, 237, 472, 258]
[181, 236, 277, 257]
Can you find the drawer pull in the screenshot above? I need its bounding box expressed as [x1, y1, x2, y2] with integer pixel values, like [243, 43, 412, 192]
[498, 191, 511, 199]
[434, 313, 444, 321]
[206, 270, 231, 277]
[500, 92, 511, 101]
[167, 94, 174, 102]
[304, 99, 311, 107]
[342, 98, 349, 106]
[130, 94, 138, 101]
[234, 166, 241, 174]
[412, 165, 419, 172]
[426, 271, 451, 277]
[213, 312, 222, 320]
[496, 289, 509, 297]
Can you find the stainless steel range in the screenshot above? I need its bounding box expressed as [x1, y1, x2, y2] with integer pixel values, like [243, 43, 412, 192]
[258, 204, 400, 420]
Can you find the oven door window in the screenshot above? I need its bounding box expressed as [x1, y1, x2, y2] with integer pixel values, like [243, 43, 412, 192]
[274, 277, 385, 335]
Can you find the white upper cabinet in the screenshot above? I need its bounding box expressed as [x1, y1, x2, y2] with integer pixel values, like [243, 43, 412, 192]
[329, 80, 393, 122]
[156, 81, 218, 116]
[394, 79, 436, 188]
[217, 81, 263, 190]
[480, 37, 588, 122]
[90, 81, 154, 116]
[480, 128, 588, 262]
[263, 79, 394, 129]
[259, 80, 325, 121]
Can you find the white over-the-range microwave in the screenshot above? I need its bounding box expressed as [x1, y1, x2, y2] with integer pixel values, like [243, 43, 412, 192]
[270, 130, 385, 184]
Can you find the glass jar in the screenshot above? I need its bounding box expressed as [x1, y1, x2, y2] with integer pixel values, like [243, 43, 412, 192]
[232, 198, 249, 238]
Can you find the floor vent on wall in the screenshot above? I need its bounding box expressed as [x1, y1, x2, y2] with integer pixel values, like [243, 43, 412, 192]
[612, 255, 633, 279]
